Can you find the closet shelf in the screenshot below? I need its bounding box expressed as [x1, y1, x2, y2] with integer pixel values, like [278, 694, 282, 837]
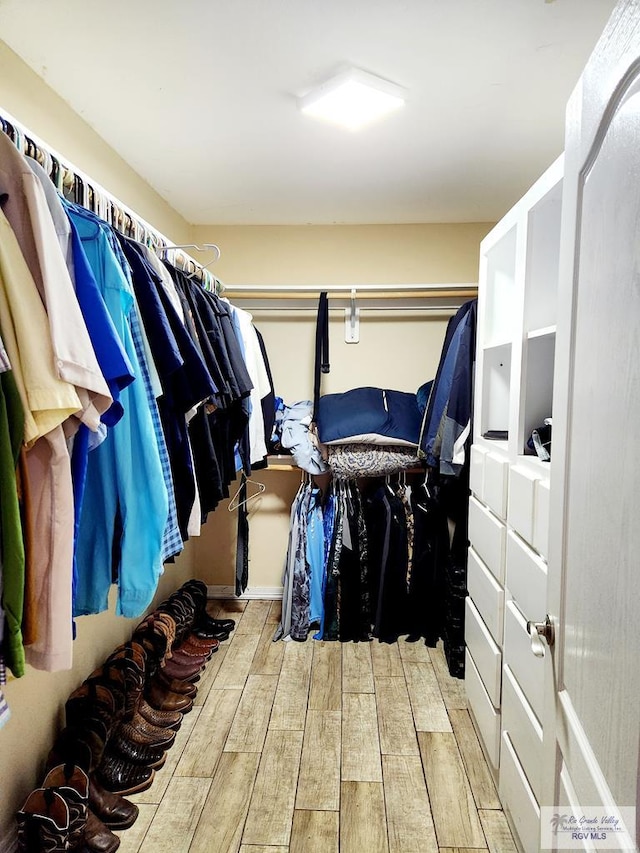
[222, 283, 477, 314]
[265, 456, 426, 475]
[526, 325, 556, 340]
[223, 284, 477, 298]
[483, 338, 513, 352]
[266, 457, 301, 471]
[476, 436, 509, 453]
[515, 453, 550, 475]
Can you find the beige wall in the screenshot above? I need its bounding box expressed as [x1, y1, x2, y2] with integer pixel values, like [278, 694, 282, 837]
[0, 40, 191, 244]
[191, 223, 490, 285]
[192, 222, 493, 593]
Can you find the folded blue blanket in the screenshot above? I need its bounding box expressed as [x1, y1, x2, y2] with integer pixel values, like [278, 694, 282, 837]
[316, 387, 422, 447]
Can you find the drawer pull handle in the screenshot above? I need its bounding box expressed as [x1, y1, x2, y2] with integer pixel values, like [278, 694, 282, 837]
[527, 616, 555, 657]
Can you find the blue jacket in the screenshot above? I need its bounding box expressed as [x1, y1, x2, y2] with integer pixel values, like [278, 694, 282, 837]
[420, 300, 476, 475]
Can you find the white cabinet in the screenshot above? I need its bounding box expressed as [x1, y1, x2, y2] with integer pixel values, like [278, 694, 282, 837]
[466, 156, 561, 845]
[467, 547, 504, 644]
[465, 598, 502, 707]
[505, 532, 547, 622]
[468, 7, 640, 852]
[468, 497, 506, 584]
[483, 452, 509, 519]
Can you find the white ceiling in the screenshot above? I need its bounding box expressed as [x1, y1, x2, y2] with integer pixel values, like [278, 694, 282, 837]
[0, 0, 616, 225]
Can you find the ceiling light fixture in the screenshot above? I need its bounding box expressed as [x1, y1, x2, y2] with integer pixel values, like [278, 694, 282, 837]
[299, 68, 406, 131]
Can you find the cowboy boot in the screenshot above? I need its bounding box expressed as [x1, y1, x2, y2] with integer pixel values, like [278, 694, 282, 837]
[182, 579, 236, 634]
[41, 764, 88, 850]
[43, 763, 121, 853]
[46, 732, 138, 831]
[104, 658, 176, 747]
[17, 789, 69, 853]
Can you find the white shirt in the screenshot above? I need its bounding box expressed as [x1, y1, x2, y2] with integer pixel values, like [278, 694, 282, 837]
[225, 302, 271, 465]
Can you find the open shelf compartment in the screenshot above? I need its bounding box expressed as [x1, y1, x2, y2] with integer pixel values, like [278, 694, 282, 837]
[481, 343, 512, 442]
[520, 332, 555, 457]
[484, 225, 518, 347]
[524, 179, 562, 334]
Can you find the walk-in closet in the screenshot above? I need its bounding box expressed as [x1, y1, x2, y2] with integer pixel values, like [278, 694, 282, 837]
[0, 2, 638, 852]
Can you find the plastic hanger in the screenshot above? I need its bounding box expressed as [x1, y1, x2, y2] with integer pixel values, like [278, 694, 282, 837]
[421, 466, 432, 500]
[186, 244, 221, 281]
[228, 475, 266, 512]
[385, 474, 396, 497]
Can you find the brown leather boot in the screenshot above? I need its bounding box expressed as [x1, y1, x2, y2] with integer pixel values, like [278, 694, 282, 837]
[145, 680, 194, 713]
[42, 763, 121, 852]
[96, 754, 155, 797]
[83, 809, 121, 853]
[17, 788, 69, 852]
[103, 650, 178, 744]
[153, 669, 198, 697]
[88, 776, 138, 831]
[126, 715, 176, 746]
[161, 655, 203, 681]
[137, 698, 182, 730]
[177, 634, 220, 653]
[42, 764, 89, 849]
[47, 728, 139, 831]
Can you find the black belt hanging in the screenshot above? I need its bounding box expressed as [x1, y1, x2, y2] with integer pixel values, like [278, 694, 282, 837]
[313, 291, 330, 420]
[235, 474, 249, 596]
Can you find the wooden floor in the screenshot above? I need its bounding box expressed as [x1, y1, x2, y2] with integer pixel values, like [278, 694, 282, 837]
[116, 599, 517, 853]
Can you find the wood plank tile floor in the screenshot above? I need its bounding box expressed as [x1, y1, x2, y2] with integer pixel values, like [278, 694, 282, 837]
[116, 599, 517, 853]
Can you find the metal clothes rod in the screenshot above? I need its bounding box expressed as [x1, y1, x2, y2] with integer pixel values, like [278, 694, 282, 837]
[242, 305, 461, 312]
[226, 284, 476, 341]
[224, 283, 477, 295]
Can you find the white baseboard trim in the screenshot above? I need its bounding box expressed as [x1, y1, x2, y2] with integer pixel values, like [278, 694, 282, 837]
[207, 585, 283, 601]
[0, 831, 17, 853]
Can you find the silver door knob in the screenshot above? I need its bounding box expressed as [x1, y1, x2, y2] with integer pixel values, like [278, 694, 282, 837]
[526, 616, 555, 658]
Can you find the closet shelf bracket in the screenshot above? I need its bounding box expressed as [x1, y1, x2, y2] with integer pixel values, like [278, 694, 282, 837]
[345, 288, 360, 343]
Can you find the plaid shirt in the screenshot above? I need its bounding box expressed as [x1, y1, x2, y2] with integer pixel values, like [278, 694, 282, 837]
[0, 687, 10, 729]
[108, 232, 184, 563]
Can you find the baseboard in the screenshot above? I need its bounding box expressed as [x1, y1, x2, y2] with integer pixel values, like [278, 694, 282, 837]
[0, 830, 18, 853]
[207, 585, 283, 600]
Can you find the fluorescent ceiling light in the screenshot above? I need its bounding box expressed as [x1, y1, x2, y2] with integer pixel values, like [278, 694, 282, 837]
[299, 68, 406, 131]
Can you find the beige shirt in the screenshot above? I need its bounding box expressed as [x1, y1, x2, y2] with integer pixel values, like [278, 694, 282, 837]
[0, 208, 81, 445]
[0, 132, 112, 430]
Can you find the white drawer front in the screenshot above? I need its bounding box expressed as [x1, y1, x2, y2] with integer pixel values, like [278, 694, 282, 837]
[467, 547, 504, 644]
[500, 732, 541, 853]
[465, 597, 501, 707]
[507, 465, 539, 547]
[465, 649, 501, 770]
[468, 496, 506, 583]
[506, 531, 548, 622]
[470, 444, 487, 501]
[533, 478, 550, 559]
[484, 451, 509, 520]
[502, 665, 543, 802]
[503, 601, 545, 723]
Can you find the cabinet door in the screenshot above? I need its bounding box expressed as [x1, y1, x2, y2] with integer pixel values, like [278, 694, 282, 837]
[542, 4, 640, 849]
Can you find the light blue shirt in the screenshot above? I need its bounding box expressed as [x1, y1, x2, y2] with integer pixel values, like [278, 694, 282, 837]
[69, 207, 168, 618]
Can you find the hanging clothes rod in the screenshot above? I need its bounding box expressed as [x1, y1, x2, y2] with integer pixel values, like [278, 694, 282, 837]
[0, 106, 220, 289]
[223, 283, 476, 297]
[225, 285, 476, 342]
[236, 305, 461, 312]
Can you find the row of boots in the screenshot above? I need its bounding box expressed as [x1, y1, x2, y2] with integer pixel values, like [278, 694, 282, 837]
[16, 580, 234, 852]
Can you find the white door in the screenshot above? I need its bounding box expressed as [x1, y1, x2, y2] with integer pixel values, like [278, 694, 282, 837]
[541, 2, 640, 851]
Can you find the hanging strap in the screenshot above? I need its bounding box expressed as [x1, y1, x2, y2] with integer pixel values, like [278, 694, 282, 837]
[313, 291, 330, 419]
